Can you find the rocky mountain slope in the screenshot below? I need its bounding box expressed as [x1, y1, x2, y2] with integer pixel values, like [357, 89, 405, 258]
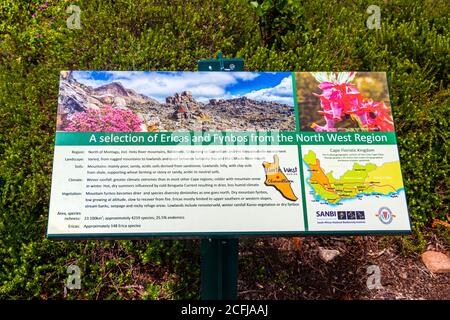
[57, 72, 296, 132]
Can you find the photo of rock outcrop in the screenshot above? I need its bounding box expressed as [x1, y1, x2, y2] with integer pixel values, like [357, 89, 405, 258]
[57, 71, 296, 132]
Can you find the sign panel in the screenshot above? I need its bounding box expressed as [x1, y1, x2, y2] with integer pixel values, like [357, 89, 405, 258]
[47, 71, 410, 238]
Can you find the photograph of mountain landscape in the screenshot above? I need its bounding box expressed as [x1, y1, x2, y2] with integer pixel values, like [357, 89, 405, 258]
[57, 71, 296, 132]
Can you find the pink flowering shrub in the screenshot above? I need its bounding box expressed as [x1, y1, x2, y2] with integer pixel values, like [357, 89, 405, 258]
[311, 72, 395, 132]
[65, 105, 143, 132]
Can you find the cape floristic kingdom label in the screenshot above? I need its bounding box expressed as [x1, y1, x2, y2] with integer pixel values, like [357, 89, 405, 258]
[47, 71, 411, 238]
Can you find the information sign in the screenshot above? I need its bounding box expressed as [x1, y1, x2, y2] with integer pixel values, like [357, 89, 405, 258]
[47, 71, 410, 238]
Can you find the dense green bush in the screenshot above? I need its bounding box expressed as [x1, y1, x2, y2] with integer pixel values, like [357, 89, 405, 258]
[0, 0, 448, 299]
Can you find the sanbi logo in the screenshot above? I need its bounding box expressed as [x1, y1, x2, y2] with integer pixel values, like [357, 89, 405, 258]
[316, 211, 336, 217]
[376, 207, 395, 224]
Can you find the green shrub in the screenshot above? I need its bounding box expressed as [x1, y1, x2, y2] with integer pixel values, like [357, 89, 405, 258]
[0, 0, 448, 299]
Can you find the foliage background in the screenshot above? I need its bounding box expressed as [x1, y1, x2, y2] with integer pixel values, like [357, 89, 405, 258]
[0, 0, 448, 299]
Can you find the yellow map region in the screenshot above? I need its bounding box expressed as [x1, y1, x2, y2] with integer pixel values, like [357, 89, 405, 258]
[304, 150, 404, 204]
[262, 155, 298, 201]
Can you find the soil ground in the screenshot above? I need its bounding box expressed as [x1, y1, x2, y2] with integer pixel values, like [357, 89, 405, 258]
[238, 234, 450, 300]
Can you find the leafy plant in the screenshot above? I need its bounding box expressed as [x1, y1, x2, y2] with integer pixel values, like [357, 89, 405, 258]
[249, 0, 307, 49]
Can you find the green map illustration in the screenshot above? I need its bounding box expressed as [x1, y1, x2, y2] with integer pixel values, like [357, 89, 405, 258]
[303, 150, 404, 204]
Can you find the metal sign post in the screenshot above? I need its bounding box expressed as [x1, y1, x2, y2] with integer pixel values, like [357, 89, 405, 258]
[198, 53, 244, 300]
[198, 52, 244, 72]
[200, 238, 239, 300]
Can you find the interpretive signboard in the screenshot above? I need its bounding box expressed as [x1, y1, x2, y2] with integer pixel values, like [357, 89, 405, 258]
[47, 71, 411, 238]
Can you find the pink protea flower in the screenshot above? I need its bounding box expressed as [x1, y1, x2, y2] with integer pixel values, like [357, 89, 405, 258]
[65, 105, 143, 132]
[310, 72, 395, 132]
[311, 123, 337, 132]
[314, 82, 360, 120]
[365, 101, 395, 131]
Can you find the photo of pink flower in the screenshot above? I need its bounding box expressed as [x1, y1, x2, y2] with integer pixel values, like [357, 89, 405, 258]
[297, 72, 395, 132]
[64, 105, 143, 132]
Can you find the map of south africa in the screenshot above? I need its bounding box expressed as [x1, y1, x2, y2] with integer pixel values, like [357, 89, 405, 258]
[262, 155, 298, 201]
[303, 150, 404, 204]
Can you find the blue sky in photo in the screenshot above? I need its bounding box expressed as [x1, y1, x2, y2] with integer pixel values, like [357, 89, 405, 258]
[71, 71, 294, 106]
